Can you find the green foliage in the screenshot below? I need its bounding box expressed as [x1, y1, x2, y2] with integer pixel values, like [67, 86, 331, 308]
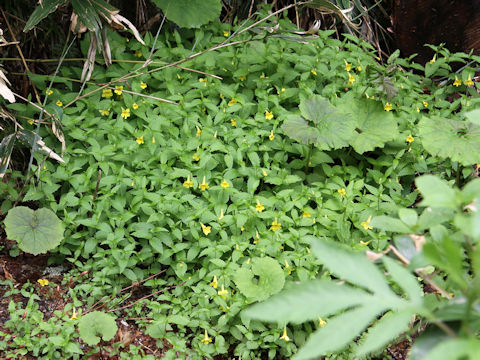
[151, 0, 222, 28]
[419, 116, 480, 165]
[24, 0, 68, 31]
[282, 94, 398, 154]
[78, 311, 118, 346]
[244, 238, 422, 359]
[234, 257, 285, 302]
[4, 206, 64, 255]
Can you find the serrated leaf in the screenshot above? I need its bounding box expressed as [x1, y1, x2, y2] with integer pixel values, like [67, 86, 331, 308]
[308, 236, 395, 295]
[293, 305, 381, 360]
[421, 338, 480, 360]
[151, 0, 222, 28]
[419, 116, 480, 165]
[24, 0, 68, 31]
[343, 99, 398, 153]
[234, 257, 285, 301]
[78, 311, 117, 346]
[355, 310, 412, 356]
[4, 206, 64, 255]
[383, 257, 422, 305]
[243, 280, 372, 324]
[299, 95, 337, 125]
[415, 175, 457, 209]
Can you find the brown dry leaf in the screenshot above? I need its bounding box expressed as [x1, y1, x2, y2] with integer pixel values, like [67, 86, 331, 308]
[409, 234, 426, 252]
[464, 200, 477, 212]
[81, 34, 97, 82]
[366, 250, 386, 262]
[70, 12, 88, 35]
[51, 118, 66, 157]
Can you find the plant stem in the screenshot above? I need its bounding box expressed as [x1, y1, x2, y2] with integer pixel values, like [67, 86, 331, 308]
[305, 144, 313, 174]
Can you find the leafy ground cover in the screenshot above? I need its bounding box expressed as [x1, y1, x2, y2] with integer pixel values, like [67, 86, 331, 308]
[2, 10, 480, 359]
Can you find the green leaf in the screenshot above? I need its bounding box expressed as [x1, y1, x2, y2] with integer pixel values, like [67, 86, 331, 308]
[383, 257, 422, 305]
[415, 175, 457, 209]
[293, 305, 381, 360]
[24, 0, 68, 32]
[419, 116, 480, 165]
[151, 0, 222, 28]
[464, 108, 480, 126]
[398, 208, 418, 228]
[243, 280, 373, 324]
[4, 206, 64, 255]
[299, 96, 336, 125]
[355, 310, 412, 356]
[309, 237, 393, 295]
[343, 99, 398, 153]
[421, 338, 480, 360]
[281, 116, 319, 145]
[370, 215, 412, 233]
[78, 311, 118, 346]
[234, 257, 285, 301]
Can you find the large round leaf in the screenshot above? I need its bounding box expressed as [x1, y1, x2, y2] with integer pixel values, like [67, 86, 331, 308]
[151, 0, 221, 28]
[342, 99, 398, 154]
[78, 311, 118, 346]
[419, 116, 480, 165]
[4, 206, 64, 255]
[234, 257, 285, 302]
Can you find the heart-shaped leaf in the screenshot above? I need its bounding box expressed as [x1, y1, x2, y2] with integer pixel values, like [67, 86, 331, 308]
[78, 311, 118, 346]
[234, 257, 285, 302]
[151, 0, 221, 28]
[4, 206, 64, 255]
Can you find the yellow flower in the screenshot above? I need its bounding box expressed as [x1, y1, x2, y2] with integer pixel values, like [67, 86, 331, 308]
[318, 317, 327, 327]
[120, 108, 130, 119]
[453, 76, 462, 87]
[199, 78, 207, 83]
[361, 216, 373, 230]
[192, 153, 200, 161]
[131, 181, 135, 187]
[262, 169, 268, 177]
[246, 258, 251, 264]
[132, 103, 139, 110]
[218, 285, 228, 296]
[152, 137, 155, 144]
[37, 279, 49, 287]
[337, 188, 346, 196]
[311, 69, 317, 76]
[220, 179, 230, 188]
[384, 103, 393, 112]
[223, 31, 229, 37]
[256, 200, 265, 212]
[348, 73, 355, 85]
[260, 73, 266, 79]
[56, 100, 63, 107]
[28, 119, 34, 125]
[265, 111, 274, 120]
[177, 74, 182, 79]
[239, 75, 246, 81]
[416, 107, 420, 113]
[213, 131, 217, 139]
[136, 136, 144, 144]
[46, 89, 53, 95]
[140, 81, 147, 89]
[303, 211, 311, 218]
[278, 88, 285, 94]
[284, 260, 290, 269]
[201, 329, 212, 345]
[279, 326, 290, 342]
[228, 98, 238, 106]
[183, 175, 194, 188]
[422, 101, 428, 108]
[210, 275, 218, 289]
[70, 308, 78, 320]
[344, 60, 352, 72]
[429, 54, 436, 64]
[270, 218, 281, 232]
[199, 176, 209, 191]
[102, 88, 113, 98]
[231, 119, 237, 127]
[218, 208, 224, 220]
[196, 126, 202, 137]
[134, 50, 142, 57]
[99, 109, 109, 116]
[269, 130, 275, 141]
[406, 135, 414, 143]
[465, 75, 474, 87]
[201, 223, 211, 236]
[357, 65, 362, 71]
[219, 93, 225, 100]
[114, 85, 124, 95]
